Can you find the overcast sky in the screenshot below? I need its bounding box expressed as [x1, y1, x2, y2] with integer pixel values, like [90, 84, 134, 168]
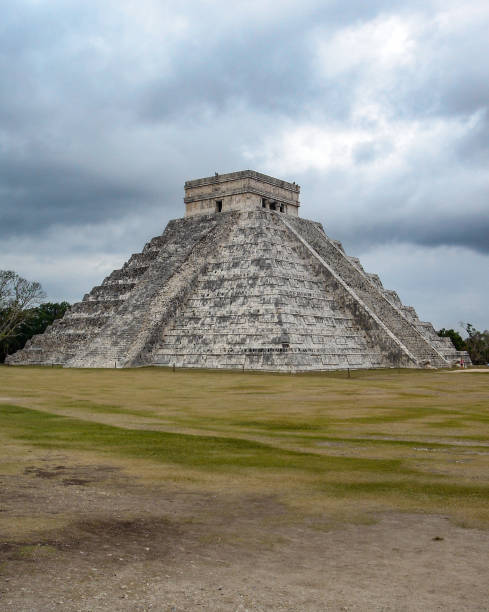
[1, 0, 488, 332]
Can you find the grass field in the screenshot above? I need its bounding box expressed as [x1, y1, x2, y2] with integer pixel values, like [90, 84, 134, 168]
[2, 365, 489, 610]
[1, 366, 489, 530]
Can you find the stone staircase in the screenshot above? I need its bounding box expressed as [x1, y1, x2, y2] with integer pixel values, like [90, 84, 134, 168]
[66, 213, 227, 368]
[282, 215, 451, 367]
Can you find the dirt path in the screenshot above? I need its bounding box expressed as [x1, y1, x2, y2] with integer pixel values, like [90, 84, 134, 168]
[1, 456, 488, 612]
[448, 369, 489, 373]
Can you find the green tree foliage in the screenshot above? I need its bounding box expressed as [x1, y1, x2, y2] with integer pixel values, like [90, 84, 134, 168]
[437, 328, 466, 351]
[463, 323, 489, 365]
[0, 301, 70, 363]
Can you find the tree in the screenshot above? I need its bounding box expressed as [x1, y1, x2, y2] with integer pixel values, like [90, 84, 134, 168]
[0, 301, 70, 362]
[463, 323, 489, 365]
[437, 328, 466, 351]
[0, 270, 46, 343]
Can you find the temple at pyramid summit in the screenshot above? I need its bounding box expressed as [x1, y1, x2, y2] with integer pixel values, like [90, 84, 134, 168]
[7, 170, 470, 371]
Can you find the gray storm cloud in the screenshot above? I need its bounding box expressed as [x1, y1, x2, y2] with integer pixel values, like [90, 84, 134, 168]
[0, 0, 488, 329]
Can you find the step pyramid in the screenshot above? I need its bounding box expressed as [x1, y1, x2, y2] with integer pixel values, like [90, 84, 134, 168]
[7, 171, 470, 371]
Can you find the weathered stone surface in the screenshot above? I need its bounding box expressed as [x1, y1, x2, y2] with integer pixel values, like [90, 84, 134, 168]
[184, 170, 300, 217]
[7, 172, 471, 370]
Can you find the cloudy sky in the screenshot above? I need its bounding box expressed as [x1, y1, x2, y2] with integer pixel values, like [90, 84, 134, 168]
[1, 0, 488, 332]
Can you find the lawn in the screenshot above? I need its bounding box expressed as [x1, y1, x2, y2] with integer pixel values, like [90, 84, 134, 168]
[1, 366, 489, 529]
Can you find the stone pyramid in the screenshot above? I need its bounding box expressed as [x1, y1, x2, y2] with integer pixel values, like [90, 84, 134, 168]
[8, 170, 469, 371]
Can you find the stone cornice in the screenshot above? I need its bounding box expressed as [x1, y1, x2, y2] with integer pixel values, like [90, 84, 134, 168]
[185, 170, 300, 194]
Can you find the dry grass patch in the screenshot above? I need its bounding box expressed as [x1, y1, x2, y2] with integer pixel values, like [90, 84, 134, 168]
[1, 365, 488, 529]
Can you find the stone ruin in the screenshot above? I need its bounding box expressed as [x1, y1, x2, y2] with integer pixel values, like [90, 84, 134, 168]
[7, 170, 471, 371]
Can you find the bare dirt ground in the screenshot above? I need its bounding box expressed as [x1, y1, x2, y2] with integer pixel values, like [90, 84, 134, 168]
[1, 452, 489, 612]
[449, 369, 489, 373]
